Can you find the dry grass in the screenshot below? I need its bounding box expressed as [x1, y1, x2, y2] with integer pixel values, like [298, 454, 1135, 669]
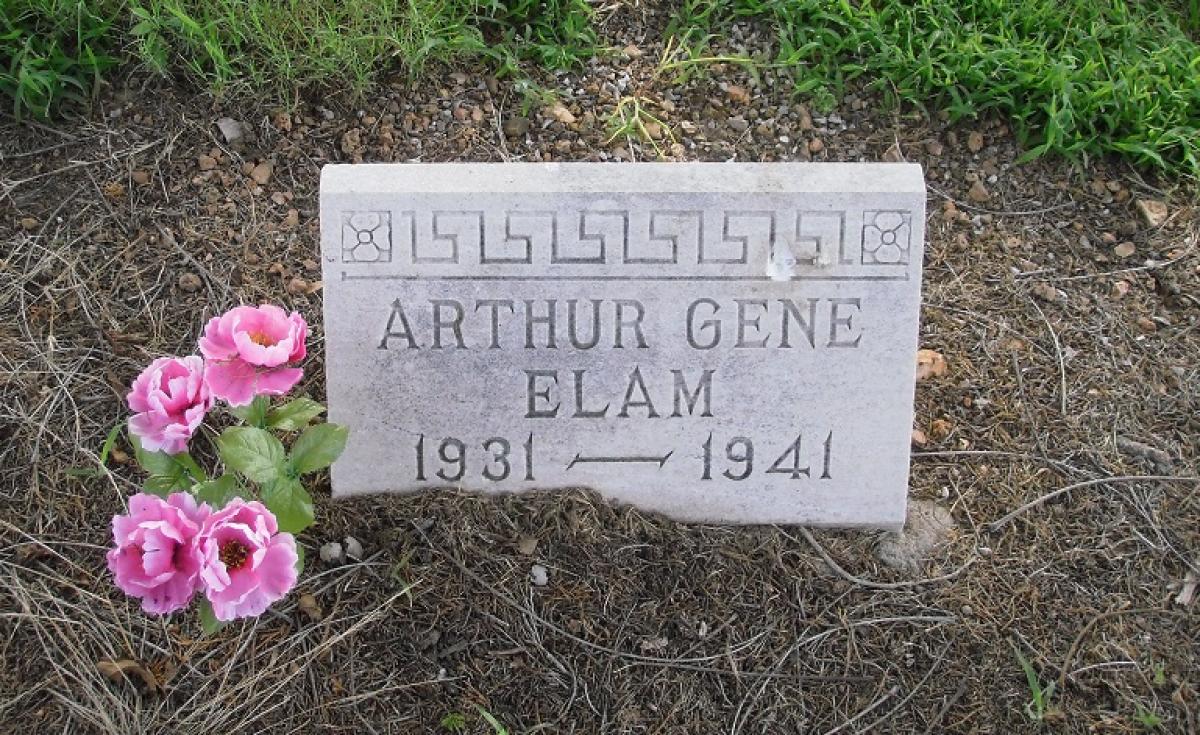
[1, 32, 1198, 733]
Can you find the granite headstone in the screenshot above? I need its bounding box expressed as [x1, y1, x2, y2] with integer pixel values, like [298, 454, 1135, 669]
[319, 163, 925, 528]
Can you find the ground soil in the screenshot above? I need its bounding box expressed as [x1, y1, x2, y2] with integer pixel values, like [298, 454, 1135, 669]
[1, 9, 1198, 734]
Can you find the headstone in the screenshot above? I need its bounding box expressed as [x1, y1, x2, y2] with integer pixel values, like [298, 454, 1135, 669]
[319, 163, 925, 528]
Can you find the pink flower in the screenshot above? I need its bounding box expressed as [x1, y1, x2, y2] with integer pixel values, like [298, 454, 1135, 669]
[197, 499, 298, 621]
[199, 305, 307, 406]
[107, 493, 209, 615]
[127, 356, 213, 454]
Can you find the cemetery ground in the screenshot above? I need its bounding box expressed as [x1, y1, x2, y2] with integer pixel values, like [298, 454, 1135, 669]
[3, 9, 1200, 735]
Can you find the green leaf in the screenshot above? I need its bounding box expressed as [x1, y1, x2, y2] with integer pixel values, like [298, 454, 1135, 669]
[144, 472, 188, 496]
[261, 477, 314, 535]
[131, 433, 179, 476]
[217, 426, 285, 482]
[198, 598, 225, 635]
[288, 423, 348, 476]
[228, 395, 270, 427]
[98, 423, 122, 466]
[266, 397, 325, 432]
[194, 475, 240, 507]
[294, 544, 306, 575]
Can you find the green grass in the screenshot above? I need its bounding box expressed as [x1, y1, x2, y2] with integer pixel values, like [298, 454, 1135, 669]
[2, 0, 1199, 177]
[671, 0, 1200, 176]
[0, 0, 120, 117]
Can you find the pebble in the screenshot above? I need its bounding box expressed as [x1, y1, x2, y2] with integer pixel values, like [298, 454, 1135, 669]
[177, 273, 202, 292]
[320, 541, 344, 564]
[503, 116, 530, 138]
[343, 535, 363, 561]
[967, 131, 985, 153]
[726, 85, 751, 105]
[215, 117, 245, 145]
[516, 535, 538, 555]
[1114, 241, 1136, 258]
[131, 170, 151, 185]
[1135, 198, 1169, 228]
[808, 138, 824, 154]
[925, 140, 944, 156]
[250, 161, 273, 185]
[967, 180, 990, 203]
[728, 116, 749, 133]
[197, 155, 217, 171]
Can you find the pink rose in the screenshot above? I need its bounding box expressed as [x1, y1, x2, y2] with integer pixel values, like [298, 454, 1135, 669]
[197, 499, 298, 621]
[127, 356, 213, 454]
[199, 305, 307, 406]
[107, 493, 209, 615]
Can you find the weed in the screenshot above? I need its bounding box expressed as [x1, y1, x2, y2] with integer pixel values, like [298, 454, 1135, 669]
[1150, 660, 1168, 687]
[1015, 647, 1058, 723]
[476, 706, 510, 735]
[512, 78, 558, 117]
[606, 95, 675, 158]
[440, 711, 468, 732]
[1134, 704, 1163, 729]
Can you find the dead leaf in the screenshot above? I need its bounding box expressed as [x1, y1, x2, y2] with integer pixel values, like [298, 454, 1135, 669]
[1135, 198, 1169, 228]
[250, 161, 273, 185]
[639, 636, 669, 653]
[97, 659, 160, 692]
[726, 85, 751, 105]
[915, 349, 948, 381]
[911, 428, 928, 447]
[298, 593, 323, 621]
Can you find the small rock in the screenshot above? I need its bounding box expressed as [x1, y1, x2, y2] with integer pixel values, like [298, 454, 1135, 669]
[967, 180, 990, 203]
[19, 217, 38, 231]
[1113, 241, 1136, 258]
[177, 273, 202, 292]
[728, 116, 749, 133]
[1136, 316, 1157, 333]
[882, 143, 904, 162]
[319, 542, 344, 564]
[503, 116, 530, 138]
[925, 140, 944, 156]
[911, 428, 928, 447]
[726, 85, 751, 105]
[915, 349, 948, 381]
[966, 131, 985, 153]
[545, 102, 576, 125]
[808, 138, 824, 154]
[797, 105, 813, 132]
[343, 536, 363, 561]
[875, 499, 956, 572]
[197, 155, 217, 171]
[622, 44, 643, 58]
[530, 564, 549, 586]
[1135, 199, 1169, 228]
[215, 117, 245, 145]
[1032, 282, 1060, 303]
[516, 535, 538, 556]
[282, 209, 299, 229]
[341, 128, 362, 154]
[131, 170, 151, 185]
[249, 161, 273, 185]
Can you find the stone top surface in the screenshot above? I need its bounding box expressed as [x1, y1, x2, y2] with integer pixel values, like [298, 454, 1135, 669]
[321, 162, 925, 194]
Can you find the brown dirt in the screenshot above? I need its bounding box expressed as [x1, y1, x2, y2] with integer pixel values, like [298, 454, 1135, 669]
[1, 15, 1198, 734]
